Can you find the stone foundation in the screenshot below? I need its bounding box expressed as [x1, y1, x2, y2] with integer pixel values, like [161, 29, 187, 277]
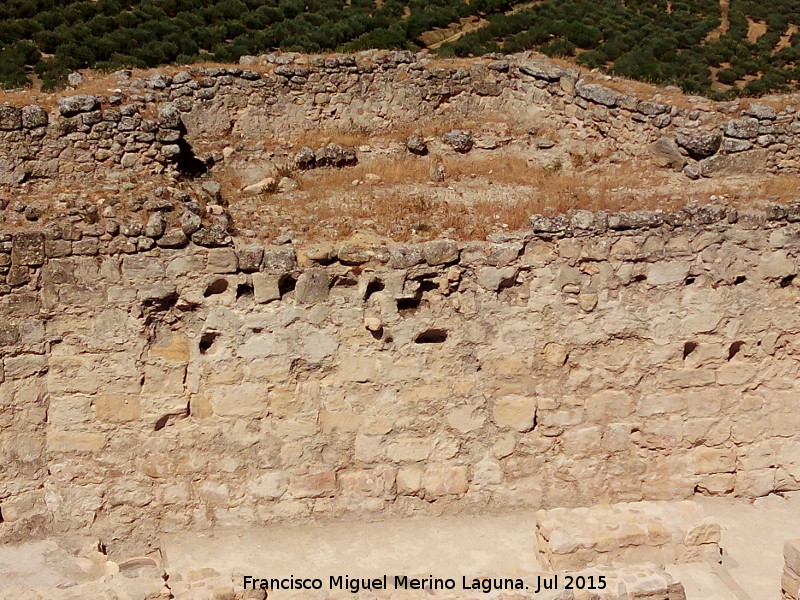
[535, 501, 721, 570]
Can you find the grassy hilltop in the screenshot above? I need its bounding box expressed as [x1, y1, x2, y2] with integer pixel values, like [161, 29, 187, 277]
[1, 0, 799, 97]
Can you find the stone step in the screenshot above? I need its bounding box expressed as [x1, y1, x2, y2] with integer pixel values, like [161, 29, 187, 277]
[536, 500, 722, 570]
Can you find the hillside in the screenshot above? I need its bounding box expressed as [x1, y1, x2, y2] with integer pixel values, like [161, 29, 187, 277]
[1, 0, 799, 97]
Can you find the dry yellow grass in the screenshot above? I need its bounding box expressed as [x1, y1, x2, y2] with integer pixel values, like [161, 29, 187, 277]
[227, 156, 756, 241]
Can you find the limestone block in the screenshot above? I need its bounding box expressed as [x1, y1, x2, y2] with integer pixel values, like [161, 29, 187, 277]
[262, 245, 297, 271]
[422, 239, 459, 266]
[249, 471, 288, 500]
[46, 430, 106, 452]
[318, 410, 362, 434]
[684, 520, 722, 545]
[209, 383, 268, 417]
[94, 393, 142, 422]
[11, 232, 45, 267]
[422, 464, 469, 496]
[339, 356, 377, 383]
[252, 273, 281, 303]
[294, 268, 330, 303]
[396, 465, 423, 494]
[4, 354, 47, 380]
[477, 266, 518, 291]
[492, 395, 537, 432]
[586, 390, 635, 423]
[387, 436, 434, 462]
[354, 434, 384, 463]
[447, 405, 486, 433]
[288, 471, 336, 498]
[207, 248, 238, 274]
[149, 331, 191, 362]
[692, 447, 736, 475]
[576, 82, 620, 106]
[338, 468, 396, 497]
[757, 250, 795, 280]
[236, 246, 264, 272]
[647, 262, 690, 285]
[0, 106, 23, 130]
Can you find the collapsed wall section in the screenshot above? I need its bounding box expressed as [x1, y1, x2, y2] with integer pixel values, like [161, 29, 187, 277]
[1, 205, 800, 550]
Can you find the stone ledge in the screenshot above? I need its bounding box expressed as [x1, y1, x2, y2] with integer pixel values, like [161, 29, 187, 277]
[536, 500, 722, 570]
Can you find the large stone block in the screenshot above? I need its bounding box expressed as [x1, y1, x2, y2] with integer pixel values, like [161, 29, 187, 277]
[493, 395, 537, 432]
[294, 268, 330, 304]
[11, 232, 45, 267]
[46, 430, 107, 452]
[422, 464, 469, 496]
[288, 471, 336, 498]
[209, 382, 268, 417]
[94, 393, 142, 422]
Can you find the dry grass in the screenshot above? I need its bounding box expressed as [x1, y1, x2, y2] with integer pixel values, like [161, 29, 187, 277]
[275, 113, 523, 152]
[227, 157, 697, 241]
[221, 150, 800, 242]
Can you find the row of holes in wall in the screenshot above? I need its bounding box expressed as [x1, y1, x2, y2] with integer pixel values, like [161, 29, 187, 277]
[683, 341, 745, 361]
[203, 271, 800, 303]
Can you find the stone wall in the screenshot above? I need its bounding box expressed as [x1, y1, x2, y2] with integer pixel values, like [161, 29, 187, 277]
[3, 202, 800, 552]
[2, 51, 800, 188]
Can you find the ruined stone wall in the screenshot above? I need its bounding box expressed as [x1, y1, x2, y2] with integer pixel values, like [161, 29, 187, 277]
[2, 203, 800, 551]
[2, 51, 800, 187]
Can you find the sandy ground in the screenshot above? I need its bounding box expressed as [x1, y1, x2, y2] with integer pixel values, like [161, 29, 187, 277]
[3, 494, 800, 598]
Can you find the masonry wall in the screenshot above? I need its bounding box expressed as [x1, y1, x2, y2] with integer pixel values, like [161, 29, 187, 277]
[2, 50, 800, 187]
[2, 204, 800, 551]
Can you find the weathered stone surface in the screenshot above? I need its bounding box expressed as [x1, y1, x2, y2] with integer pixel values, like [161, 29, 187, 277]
[650, 137, 687, 170]
[422, 239, 459, 265]
[21, 105, 48, 129]
[576, 82, 620, 106]
[0, 106, 23, 131]
[11, 232, 45, 266]
[294, 268, 331, 303]
[191, 225, 231, 247]
[518, 59, 567, 81]
[675, 129, 722, 159]
[252, 272, 281, 303]
[406, 135, 428, 155]
[700, 149, 771, 177]
[58, 94, 99, 116]
[724, 117, 760, 139]
[442, 129, 474, 153]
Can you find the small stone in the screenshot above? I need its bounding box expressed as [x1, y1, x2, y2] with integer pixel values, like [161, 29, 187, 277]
[364, 317, 382, 332]
[180, 211, 202, 235]
[144, 213, 166, 238]
[683, 164, 701, 180]
[578, 293, 598, 312]
[442, 129, 474, 153]
[191, 225, 231, 247]
[406, 135, 428, 155]
[0, 106, 23, 131]
[157, 229, 189, 248]
[295, 146, 316, 169]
